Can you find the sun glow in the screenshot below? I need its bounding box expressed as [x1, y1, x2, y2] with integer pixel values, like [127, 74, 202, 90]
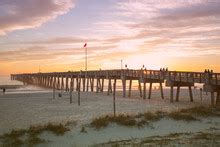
[124, 53, 169, 70]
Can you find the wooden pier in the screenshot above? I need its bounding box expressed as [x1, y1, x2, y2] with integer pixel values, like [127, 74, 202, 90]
[11, 69, 220, 106]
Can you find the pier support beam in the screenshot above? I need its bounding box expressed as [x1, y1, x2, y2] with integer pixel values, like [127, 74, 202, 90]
[176, 86, 180, 102]
[166, 81, 194, 103]
[128, 79, 132, 97]
[107, 78, 112, 95]
[75, 78, 78, 91]
[90, 78, 94, 92]
[160, 82, 164, 99]
[86, 78, 89, 92]
[189, 86, 193, 102]
[170, 86, 174, 103]
[61, 77, 64, 90]
[203, 84, 220, 107]
[57, 77, 60, 90]
[53, 76, 56, 99]
[82, 78, 85, 92]
[141, 79, 164, 100]
[122, 79, 126, 98]
[143, 82, 146, 99]
[77, 77, 81, 106]
[101, 78, 104, 92]
[96, 78, 100, 93]
[66, 77, 69, 92]
[72, 78, 75, 91]
[148, 82, 152, 99]
[113, 79, 117, 117]
[70, 78, 73, 104]
[138, 80, 142, 98]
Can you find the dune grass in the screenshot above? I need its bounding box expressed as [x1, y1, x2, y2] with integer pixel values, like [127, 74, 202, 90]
[111, 114, 137, 127]
[143, 111, 164, 121]
[168, 106, 220, 122]
[90, 115, 110, 129]
[168, 111, 197, 121]
[179, 106, 220, 117]
[0, 123, 69, 146]
[28, 123, 69, 136]
[90, 114, 137, 129]
[91, 111, 167, 129]
[90, 106, 220, 129]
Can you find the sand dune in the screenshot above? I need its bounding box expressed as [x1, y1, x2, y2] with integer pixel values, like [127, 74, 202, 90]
[0, 88, 218, 146]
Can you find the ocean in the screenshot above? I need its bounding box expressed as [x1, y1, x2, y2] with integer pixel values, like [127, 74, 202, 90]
[0, 76, 51, 94]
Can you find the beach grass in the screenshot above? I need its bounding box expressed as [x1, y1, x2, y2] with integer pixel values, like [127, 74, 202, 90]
[179, 106, 220, 117]
[90, 114, 137, 129]
[28, 123, 69, 137]
[168, 111, 197, 121]
[0, 123, 69, 146]
[168, 106, 220, 121]
[90, 106, 220, 129]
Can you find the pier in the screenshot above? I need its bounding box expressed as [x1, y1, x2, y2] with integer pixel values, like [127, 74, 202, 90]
[11, 69, 220, 107]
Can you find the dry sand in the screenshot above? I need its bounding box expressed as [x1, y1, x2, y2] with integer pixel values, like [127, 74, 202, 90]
[0, 87, 219, 146]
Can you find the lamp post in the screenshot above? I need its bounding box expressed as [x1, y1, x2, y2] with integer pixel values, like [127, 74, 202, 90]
[121, 59, 123, 70]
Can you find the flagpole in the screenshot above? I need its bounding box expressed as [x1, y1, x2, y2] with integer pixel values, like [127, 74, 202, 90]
[85, 46, 87, 72]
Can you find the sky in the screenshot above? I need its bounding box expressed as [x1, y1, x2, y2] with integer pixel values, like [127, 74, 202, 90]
[0, 0, 220, 75]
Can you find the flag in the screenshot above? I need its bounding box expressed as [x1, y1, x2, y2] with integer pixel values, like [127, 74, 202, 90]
[83, 43, 87, 48]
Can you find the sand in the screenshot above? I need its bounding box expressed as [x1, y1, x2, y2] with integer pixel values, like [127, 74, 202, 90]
[0, 87, 219, 146]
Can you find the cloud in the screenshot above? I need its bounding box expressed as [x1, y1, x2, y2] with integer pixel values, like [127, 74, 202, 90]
[0, 44, 118, 62]
[21, 37, 99, 45]
[115, 0, 209, 19]
[0, 0, 75, 35]
[158, 1, 220, 20]
[110, 0, 220, 58]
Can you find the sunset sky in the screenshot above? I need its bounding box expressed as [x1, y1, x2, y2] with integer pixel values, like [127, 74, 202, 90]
[0, 0, 220, 75]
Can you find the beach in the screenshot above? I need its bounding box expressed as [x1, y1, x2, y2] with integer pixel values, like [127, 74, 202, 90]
[1, 82, 220, 146]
